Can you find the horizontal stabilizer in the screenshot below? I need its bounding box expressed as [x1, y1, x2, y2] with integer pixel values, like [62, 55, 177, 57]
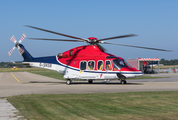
[10, 61, 30, 65]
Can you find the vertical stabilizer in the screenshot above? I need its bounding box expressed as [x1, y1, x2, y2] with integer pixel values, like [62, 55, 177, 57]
[19, 44, 33, 62]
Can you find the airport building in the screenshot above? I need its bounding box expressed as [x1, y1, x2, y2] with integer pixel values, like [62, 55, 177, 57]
[127, 58, 160, 74]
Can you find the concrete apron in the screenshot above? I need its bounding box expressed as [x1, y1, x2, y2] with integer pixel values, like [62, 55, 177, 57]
[0, 98, 24, 120]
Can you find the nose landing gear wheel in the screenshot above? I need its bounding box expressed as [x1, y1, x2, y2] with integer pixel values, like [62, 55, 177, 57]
[66, 79, 71, 85]
[121, 80, 127, 84]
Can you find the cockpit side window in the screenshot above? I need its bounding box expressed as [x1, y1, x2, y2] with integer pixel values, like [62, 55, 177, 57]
[105, 60, 112, 70]
[80, 61, 86, 70]
[97, 61, 103, 70]
[113, 61, 120, 70]
[123, 59, 131, 67]
[112, 58, 127, 69]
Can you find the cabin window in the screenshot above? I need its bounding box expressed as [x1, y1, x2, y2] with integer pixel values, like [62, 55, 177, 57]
[97, 61, 103, 70]
[88, 61, 94, 70]
[80, 61, 87, 70]
[105, 60, 112, 70]
[69, 50, 73, 56]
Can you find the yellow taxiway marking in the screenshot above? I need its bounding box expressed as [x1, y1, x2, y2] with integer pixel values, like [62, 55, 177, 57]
[10, 72, 63, 84]
[11, 72, 21, 82]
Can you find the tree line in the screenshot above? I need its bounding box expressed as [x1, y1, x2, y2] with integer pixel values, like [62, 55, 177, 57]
[0, 62, 30, 68]
[160, 59, 178, 65]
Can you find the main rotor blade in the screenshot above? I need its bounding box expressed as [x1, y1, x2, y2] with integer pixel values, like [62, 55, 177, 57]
[96, 43, 107, 52]
[28, 38, 85, 42]
[25, 25, 88, 42]
[101, 41, 172, 52]
[98, 34, 137, 41]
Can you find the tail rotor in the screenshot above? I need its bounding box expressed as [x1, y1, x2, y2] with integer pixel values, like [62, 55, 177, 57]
[8, 33, 26, 56]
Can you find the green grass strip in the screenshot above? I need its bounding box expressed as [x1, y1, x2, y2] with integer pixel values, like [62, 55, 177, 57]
[7, 91, 178, 120]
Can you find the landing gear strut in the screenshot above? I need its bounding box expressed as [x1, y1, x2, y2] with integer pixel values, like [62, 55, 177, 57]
[117, 73, 127, 84]
[88, 79, 93, 84]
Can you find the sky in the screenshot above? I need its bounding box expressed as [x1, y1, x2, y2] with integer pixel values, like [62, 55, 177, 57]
[0, 0, 178, 62]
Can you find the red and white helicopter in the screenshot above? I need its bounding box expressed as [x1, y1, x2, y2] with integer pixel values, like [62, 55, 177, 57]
[8, 26, 171, 85]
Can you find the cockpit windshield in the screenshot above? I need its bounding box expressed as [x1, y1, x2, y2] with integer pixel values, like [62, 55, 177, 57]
[112, 58, 127, 70]
[123, 59, 131, 67]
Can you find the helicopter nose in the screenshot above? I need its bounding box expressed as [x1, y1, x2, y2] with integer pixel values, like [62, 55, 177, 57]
[135, 71, 143, 77]
[120, 67, 140, 72]
[119, 67, 143, 77]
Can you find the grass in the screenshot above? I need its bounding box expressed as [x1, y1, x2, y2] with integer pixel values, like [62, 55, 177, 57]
[7, 91, 178, 120]
[0, 67, 50, 72]
[30, 70, 66, 80]
[152, 65, 178, 69]
[127, 76, 167, 80]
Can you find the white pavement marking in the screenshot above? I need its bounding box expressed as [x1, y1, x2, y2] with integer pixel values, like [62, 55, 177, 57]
[0, 99, 24, 120]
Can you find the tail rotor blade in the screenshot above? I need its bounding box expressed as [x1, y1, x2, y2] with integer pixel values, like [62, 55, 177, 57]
[18, 33, 26, 43]
[10, 35, 17, 43]
[8, 47, 16, 56]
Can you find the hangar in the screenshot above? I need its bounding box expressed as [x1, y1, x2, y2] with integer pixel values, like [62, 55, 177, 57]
[127, 58, 160, 74]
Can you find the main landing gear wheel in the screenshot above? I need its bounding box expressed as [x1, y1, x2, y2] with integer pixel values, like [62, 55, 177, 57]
[88, 79, 93, 84]
[66, 79, 71, 85]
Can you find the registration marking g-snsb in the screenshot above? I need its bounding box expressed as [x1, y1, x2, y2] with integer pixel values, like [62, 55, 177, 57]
[39, 63, 52, 68]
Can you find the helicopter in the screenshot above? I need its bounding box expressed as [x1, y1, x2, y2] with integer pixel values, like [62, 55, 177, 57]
[8, 25, 171, 85]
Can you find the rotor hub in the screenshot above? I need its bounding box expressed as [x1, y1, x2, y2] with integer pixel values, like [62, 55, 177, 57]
[15, 43, 19, 48]
[87, 37, 98, 40]
[87, 37, 98, 44]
